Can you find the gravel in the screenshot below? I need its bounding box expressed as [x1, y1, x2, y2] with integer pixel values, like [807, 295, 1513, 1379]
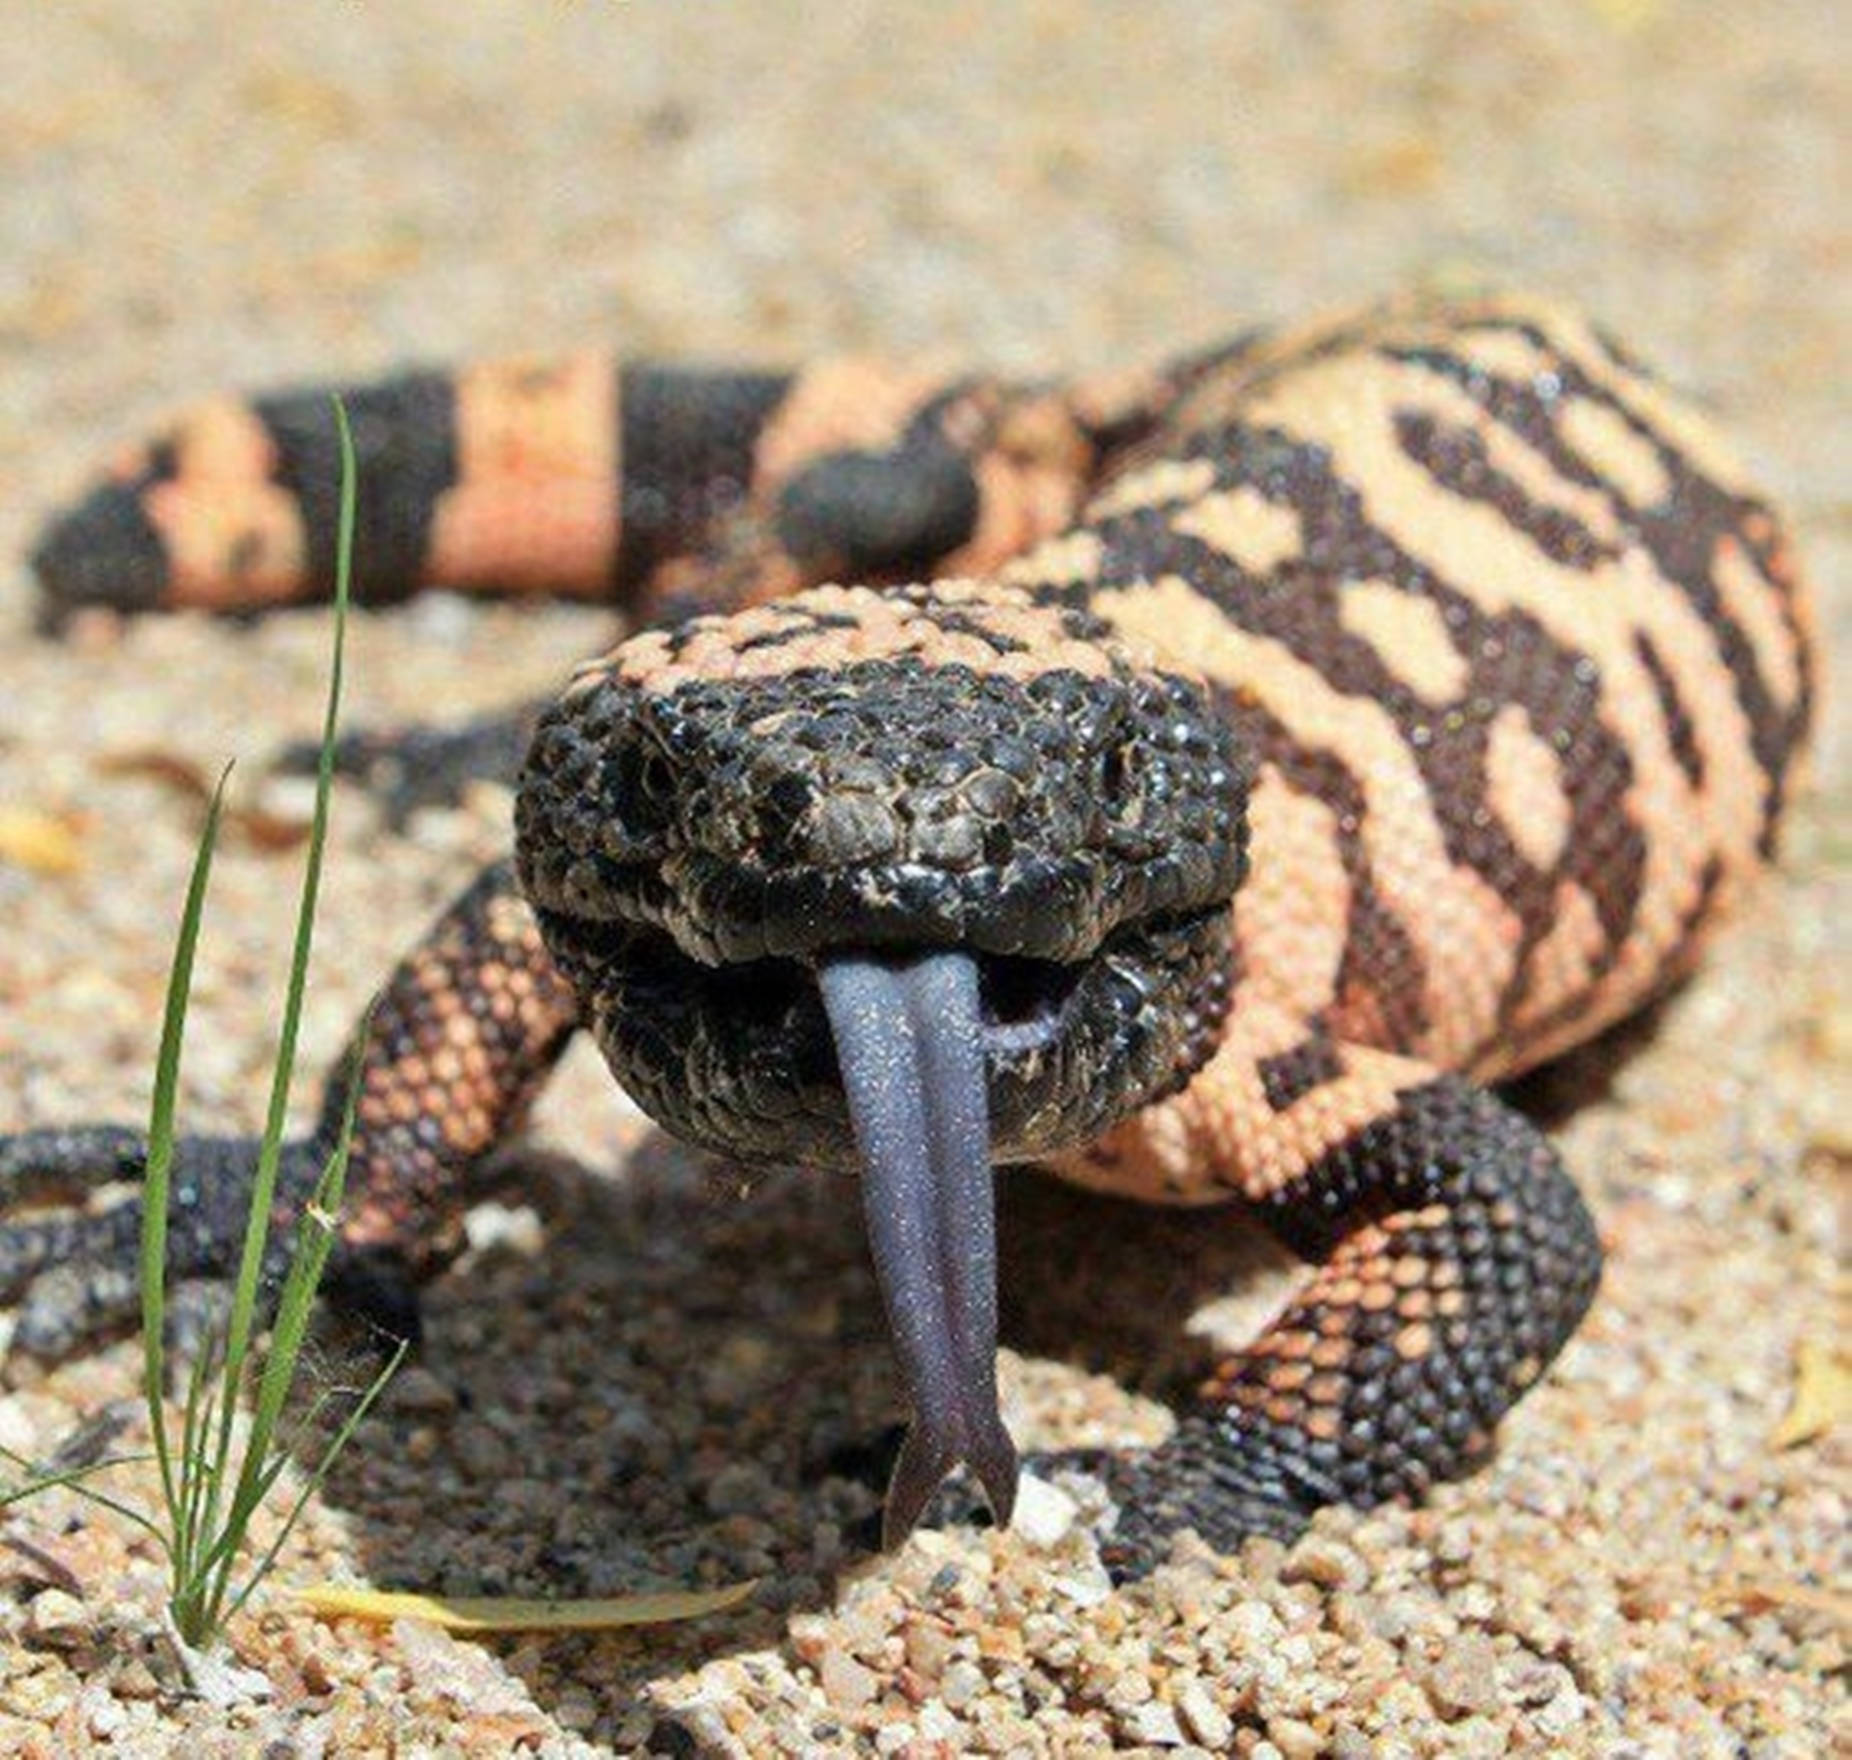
[1, 3, 1844, 1755]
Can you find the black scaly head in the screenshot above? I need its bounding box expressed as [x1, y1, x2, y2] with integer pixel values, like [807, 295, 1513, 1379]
[517, 584, 1249, 1538]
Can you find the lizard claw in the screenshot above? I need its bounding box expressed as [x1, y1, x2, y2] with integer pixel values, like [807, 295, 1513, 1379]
[1018, 1438, 1315, 1584]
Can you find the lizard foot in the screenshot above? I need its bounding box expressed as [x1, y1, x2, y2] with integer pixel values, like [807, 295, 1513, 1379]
[1025, 1434, 1314, 1583]
[275, 707, 539, 829]
[829, 1423, 1312, 1583]
[0, 1127, 416, 1369]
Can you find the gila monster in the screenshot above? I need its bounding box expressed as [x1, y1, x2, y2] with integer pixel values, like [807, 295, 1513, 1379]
[3, 292, 1816, 1576]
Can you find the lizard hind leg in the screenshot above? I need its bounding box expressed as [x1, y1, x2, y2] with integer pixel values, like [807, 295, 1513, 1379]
[1049, 1056, 1601, 1580]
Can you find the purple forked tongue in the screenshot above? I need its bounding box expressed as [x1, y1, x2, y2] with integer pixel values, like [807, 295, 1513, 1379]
[818, 949, 1018, 1549]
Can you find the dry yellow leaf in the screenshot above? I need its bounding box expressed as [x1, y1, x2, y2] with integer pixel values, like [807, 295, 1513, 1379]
[0, 810, 84, 876]
[1769, 1336, 1852, 1450]
[295, 1578, 758, 1632]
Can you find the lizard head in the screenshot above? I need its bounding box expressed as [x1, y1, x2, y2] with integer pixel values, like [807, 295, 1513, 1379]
[516, 582, 1246, 1545]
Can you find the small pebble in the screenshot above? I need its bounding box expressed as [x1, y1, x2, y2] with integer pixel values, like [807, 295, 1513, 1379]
[703, 1460, 772, 1516]
[25, 1589, 89, 1647]
[902, 1617, 955, 1681]
[1533, 1681, 1590, 1737]
[1434, 1521, 1476, 1566]
[553, 1685, 598, 1733]
[938, 1659, 985, 1710]
[1427, 1631, 1502, 1717]
[1501, 1654, 1571, 1707]
[1175, 1676, 1232, 1749]
[1282, 1535, 1367, 1593]
[451, 1417, 511, 1480]
[1448, 1713, 1511, 1758]
[1011, 1471, 1079, 1545]
[1127, 1700, 1184, 1746]
[818, 1644, 880, 1710]
[386, 1367, 457, 1416]
[82, 1685, 127, 1740]
[1267, 1716, 1325, 1759]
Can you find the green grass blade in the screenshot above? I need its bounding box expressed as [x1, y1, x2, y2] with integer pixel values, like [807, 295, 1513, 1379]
[139, 767, 234, 1536]
[244, 1015, 372, 1456]
[218, 1334, 407, 1630]
[0, 1450, 169, 1551]
[200, 1019, 384, 1631]
[192, 1382, 340, 1591]
[237, 1024, 373, 1441]
[198, 396, 357, 1569]
[201, 1094, 359, 1623]
[6, 396, 375, 1655]
[174, 1338, 229, 1594]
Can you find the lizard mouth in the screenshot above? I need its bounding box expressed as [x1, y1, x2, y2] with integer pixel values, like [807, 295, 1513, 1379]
[529, 903, 1231, 1168]
[530, 904, 1231, 1542]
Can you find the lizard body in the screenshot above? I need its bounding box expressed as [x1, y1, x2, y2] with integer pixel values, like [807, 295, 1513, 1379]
[5, 291, 1814, 1573]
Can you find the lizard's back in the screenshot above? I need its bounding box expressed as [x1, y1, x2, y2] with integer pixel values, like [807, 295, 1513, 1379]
[1011, 294, 1813, 1094]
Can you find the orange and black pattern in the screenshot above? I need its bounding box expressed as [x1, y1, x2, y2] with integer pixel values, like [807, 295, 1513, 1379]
[4, 291, 1813, 1573]
[1067, 1075, 1602, 1576]
[31, 345, 1218, 625]
[322, 860, 578, 1271]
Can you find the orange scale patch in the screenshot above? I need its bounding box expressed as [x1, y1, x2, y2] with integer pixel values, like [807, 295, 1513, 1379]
[427, 351, 617, 599]
[1393, 1322, 1435, 1362]
[1305, 1373, 1347, 1407]
[749, 358, 954, 492]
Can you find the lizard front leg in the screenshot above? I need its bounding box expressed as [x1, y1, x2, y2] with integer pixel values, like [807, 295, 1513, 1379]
[0, 860, 577, 1363]
[1049, 1015, 1602, 1580]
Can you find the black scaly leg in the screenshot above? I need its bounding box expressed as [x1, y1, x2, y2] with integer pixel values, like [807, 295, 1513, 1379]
[275, 700, 548, 828]
[1044, 1077, 1601, 1580]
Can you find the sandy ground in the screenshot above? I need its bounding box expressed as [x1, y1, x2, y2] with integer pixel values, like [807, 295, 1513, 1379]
[0, 4, 1844, 1755]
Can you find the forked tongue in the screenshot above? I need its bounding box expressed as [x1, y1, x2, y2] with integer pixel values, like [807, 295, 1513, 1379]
[818, 950, 1017, 1550]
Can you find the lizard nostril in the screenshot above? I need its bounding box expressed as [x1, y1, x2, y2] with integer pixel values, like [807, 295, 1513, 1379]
[638, 752, 675, 799]
[1100, 743, 1129, 800]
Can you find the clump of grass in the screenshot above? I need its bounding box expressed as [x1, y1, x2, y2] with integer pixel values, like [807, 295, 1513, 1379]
[3, 397, 404, 1658]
